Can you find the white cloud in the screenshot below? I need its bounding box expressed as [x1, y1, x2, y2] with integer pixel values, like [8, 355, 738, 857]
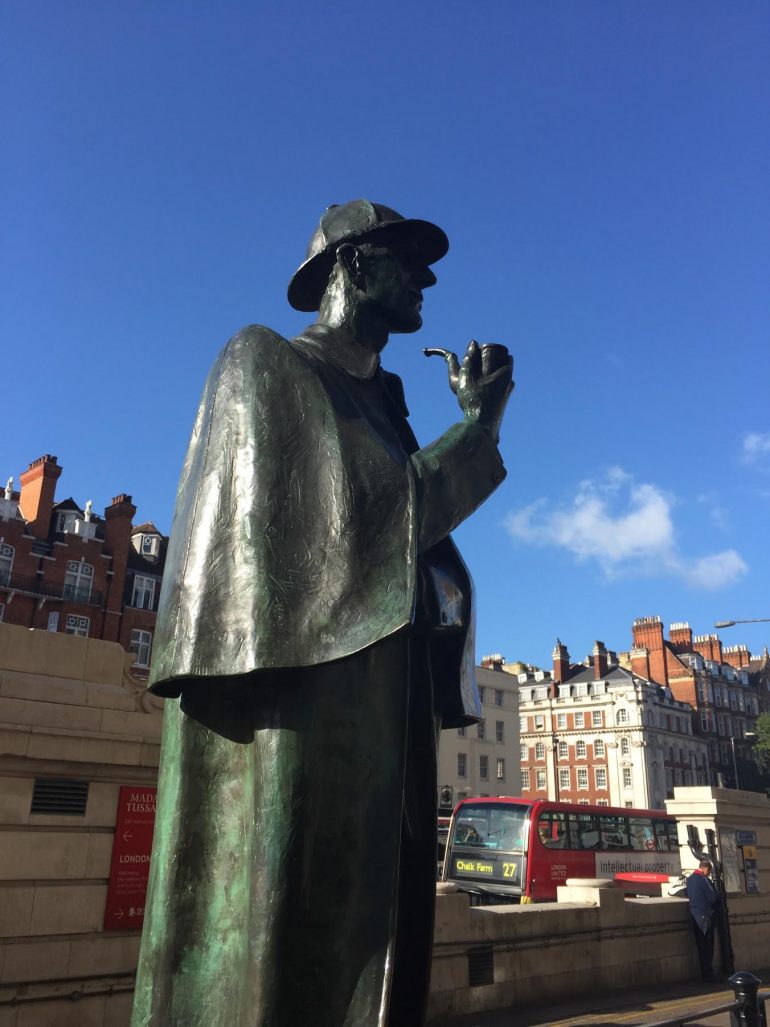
[679, 550, 748, 590]
[505, 468, 748, 591]
[741, 432, 770, 466]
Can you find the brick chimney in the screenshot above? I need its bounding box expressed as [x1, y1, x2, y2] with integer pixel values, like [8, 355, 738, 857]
[693, 634, 723, 665]
[669, 622, 693, 653]
[592, 640, 609, 680]
[552, 639, 570, 683]
[102, 494, 137, 643]
[630, 646, 651, 679]
[722, 644, 750, 669]
[18, 455, 62, 538]
[480, 653, 505, 671]
[632, 616, 668, 685]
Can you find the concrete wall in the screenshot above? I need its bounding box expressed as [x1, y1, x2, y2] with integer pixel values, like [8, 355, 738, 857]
[428, 882, 701, 1022]
[0, 623, 163, 1027]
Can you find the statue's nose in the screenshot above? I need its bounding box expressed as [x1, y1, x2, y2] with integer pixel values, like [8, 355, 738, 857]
[416, 265, 437, 289]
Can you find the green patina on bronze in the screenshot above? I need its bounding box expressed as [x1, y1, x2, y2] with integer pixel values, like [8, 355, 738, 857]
[132, 200, 513, 1026]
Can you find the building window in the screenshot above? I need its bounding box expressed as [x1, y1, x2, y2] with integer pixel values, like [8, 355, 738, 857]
[625, 801, 634, 808]
[622, 768, 632, 788]
[519, 716, 527, 733]
[559, 769, 570, 790]
[597, 799, 608, 806]
[129, 629, 153, 668]
[594, 739, 605, 757]
[700, 711, 710, 732]
[478, 687, 484, 703]
[574, 712, 584, 728]
[0, 543, 14, 585]
[521, 769, 530, 790]
[63, 560, 94, 602]
[457, 753, 467, 778]
[131, 575, 157, 611]
[495, 689, 504, 707]
[520, 743, 527, 761]
[556, 713, 566, 729]
[477, 719, 486, 740]
[575, 683, 588, 697]
[495, 721, 504, 743]
[617, 708, 629, 725]
[480, 755, 489, 780]
[595, 767, 607, 789]
[55, 511, 77, 534]
[496, 758, 505, 781]
[575, 740, 587, 759]
[457, 726, 466, 737]
[65, 614, 90, 637]
[558, 740, 568, 760]
[46, 612, 59, 632]
[534, 715, 545, 730]
[620, 737, 630, 756]
[535, 742, 546, 760]
[579, 799, 590, 805]
[592, 710, 603, 727]
[141, 534, 159, 557]
[536, 770, 546, 790]
[577, 767, 588, 789]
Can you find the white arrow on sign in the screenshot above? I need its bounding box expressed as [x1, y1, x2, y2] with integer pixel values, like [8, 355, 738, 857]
[122, 831, 133, 842]
[115, 909, 124, 919]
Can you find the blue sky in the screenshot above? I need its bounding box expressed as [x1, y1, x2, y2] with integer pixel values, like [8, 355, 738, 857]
[2, 1, 769, 667]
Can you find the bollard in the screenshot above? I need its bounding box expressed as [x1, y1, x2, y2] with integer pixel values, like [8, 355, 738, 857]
[729, 972, 765, 1027]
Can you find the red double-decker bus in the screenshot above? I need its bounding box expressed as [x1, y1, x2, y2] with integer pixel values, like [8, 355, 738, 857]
[441, 796, 681, 902]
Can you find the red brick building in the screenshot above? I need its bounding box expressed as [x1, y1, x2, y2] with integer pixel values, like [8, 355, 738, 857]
[0, 455, 167, 678]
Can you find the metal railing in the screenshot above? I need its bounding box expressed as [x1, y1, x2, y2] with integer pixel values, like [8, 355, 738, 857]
[0, 569, 103, 606]
[645, 973, 767, 1027]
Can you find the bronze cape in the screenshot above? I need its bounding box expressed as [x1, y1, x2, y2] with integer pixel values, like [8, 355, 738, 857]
[132, 324, 506, 1026]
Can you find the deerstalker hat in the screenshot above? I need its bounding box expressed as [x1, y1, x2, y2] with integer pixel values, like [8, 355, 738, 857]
[287, 199, 449, 312]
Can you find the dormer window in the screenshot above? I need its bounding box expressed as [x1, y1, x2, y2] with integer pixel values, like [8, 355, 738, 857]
[56, 511, 78, 534]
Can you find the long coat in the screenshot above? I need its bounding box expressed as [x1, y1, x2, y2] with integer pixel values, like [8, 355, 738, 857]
[147, 323, 506, 726]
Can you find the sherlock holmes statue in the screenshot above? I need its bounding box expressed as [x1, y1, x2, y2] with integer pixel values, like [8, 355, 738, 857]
[132, 201, 513, 1027]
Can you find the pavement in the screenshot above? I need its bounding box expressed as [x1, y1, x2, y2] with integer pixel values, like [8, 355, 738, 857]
[429, 971, 770, 1026]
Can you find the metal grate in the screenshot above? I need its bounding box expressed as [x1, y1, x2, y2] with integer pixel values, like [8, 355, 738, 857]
[30, 778, 89, 815]
[468, 944, 494, 987]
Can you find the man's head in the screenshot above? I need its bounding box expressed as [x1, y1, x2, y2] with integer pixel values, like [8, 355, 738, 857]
[288, 200, 448, 331]
[699, 860, 712, 876]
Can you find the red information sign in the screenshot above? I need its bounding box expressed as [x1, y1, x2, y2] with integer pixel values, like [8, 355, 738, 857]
[103, 785, 157, 931]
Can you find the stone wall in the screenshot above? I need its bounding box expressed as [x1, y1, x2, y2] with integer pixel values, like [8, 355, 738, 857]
[428, 881, 701, 1022]
[0, 623, 163, 1027]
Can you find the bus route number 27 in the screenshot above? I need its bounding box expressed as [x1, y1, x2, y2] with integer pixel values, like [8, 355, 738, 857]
[502, 862, 518, 880]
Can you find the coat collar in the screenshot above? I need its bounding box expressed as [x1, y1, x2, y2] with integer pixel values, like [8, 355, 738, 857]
[294, 323, 381, 380]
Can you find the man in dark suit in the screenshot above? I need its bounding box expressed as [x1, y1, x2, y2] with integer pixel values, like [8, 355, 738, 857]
[132, 201, 513, 1027]
[685, 860, 721, 981]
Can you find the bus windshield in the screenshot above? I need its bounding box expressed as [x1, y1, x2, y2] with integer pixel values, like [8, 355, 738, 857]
[450, 802, 529, 852]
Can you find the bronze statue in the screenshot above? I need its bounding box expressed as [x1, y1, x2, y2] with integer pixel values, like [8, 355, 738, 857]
[132, 200, 513, 1027]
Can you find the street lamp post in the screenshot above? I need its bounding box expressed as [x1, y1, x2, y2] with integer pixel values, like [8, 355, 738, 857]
[715, 618, 770, 629]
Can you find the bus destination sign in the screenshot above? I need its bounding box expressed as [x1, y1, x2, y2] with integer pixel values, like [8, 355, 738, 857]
[452, 855, 521, 883]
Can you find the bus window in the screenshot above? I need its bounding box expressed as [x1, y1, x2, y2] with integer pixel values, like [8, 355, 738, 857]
[568, 813, 600, 850]
[628, 817, 655, 851]
[599, 815, 630, 850]
[666, 821, 679, 852]
[654, 819, 671, 851]
[536, 811, 568, 848]
[450, 803, 529, 852]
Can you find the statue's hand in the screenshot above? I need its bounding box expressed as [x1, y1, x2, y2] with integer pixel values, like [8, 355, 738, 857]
[424, 340, 514, 443]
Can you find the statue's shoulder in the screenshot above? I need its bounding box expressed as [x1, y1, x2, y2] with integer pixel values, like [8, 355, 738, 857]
[206, 324, 303, 388]
[221, 324, 291, 364]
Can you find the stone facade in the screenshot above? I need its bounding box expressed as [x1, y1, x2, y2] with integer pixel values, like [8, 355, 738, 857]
[0, 622, 163, 1026]
[437, 661, 522, 813]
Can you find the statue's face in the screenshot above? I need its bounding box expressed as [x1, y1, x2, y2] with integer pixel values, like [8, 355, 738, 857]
[360, 241, 437, 334]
